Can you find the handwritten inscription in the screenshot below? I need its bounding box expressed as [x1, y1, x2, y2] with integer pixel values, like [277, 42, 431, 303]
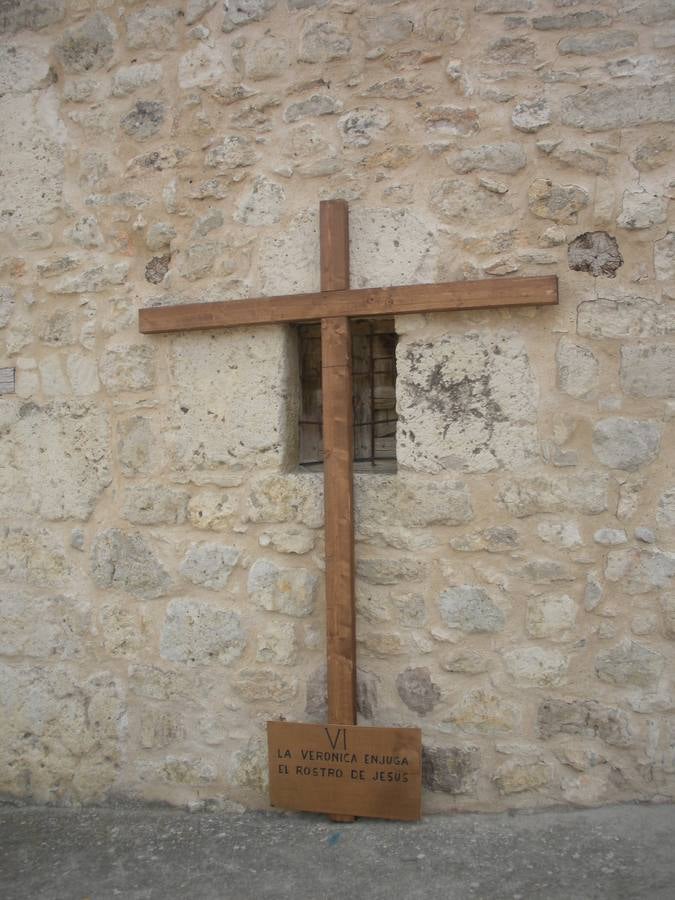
[267, 721, 421, 821]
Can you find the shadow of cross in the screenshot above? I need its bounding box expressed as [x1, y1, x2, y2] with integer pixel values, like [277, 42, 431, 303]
[139, 199, 558, 820]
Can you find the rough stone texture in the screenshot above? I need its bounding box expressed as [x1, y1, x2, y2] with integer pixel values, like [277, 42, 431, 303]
[592, 418, 662, 471]
[396, 667, 441, 715]
[160, 600, 246, 666]
[398, 332, 538, 474]
[1, 0, 675, 816]
[91, 530, 172, 600]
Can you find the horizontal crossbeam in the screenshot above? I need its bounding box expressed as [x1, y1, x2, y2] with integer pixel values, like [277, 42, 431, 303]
[139, 275, 558, 334]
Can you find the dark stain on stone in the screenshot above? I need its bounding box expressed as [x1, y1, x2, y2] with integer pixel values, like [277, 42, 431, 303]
[422, 745, 481, 794]
[568, 231, 623, 278]
[145, 254, 170, 284]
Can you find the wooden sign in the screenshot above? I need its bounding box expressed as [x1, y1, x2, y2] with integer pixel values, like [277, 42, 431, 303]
[267, 721, 422, 821]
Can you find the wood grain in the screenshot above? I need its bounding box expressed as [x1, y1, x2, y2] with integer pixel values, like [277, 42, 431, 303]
[267, 721, 422, 822]
[139, 275, 559, 334]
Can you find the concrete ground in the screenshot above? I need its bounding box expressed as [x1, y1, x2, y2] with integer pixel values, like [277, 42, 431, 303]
[0, 803, 673, 900]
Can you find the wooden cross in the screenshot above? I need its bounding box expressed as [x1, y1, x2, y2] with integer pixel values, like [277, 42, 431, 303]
[140, 200, 558, 819]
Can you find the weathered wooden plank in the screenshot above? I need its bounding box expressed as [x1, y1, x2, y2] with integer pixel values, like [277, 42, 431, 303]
[0, 367, 15, 395]
[267, 721, 422, 822]
[139, 275, 559, 334]
[320, 201, 356, 824]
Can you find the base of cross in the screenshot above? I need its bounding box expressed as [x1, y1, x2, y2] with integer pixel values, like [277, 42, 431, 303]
[267, 721, 422, 822]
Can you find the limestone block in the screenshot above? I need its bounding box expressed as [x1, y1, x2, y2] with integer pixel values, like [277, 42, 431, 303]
[65, 216, 104, 249]
[556, 338, 599, 399]
[396, 667, 441, 715]
[205, 135, 258, 171]
[486, 36, 536, 65]
[476, 0, 533, 11]
[502, 646, 569, 686]
[537, 698, 632, 746]
[594, 528, 627, 546]
[246, 473, 323, 527]
[100, 345, 156, 393]
[620, 344, 675, 398]
[512, 98, 551, 133]
[223, 0, 276, 30]
[126, 6, 180, 51]
[351, 207, 438, 288]
[233, 669, 297, 702]
[235, 177, 285, 226]
[0, 590, 89, 658]
[112, 63, 163, 97]
[120, 101, 166, 142]
[354, 474, 472, 531]
[117, 417, 160, 477]
[47, 263, 129, 294]
[494, 760, 550, 795]
[561, 83, 675, 131]
[0, 663, 124, 803]
[54, 14, 116, 74]
[91, 529, 172, 600]
[605, 548, 675, 594]
[528, 178, 589, 224]
[442, 689, 518, 735]
[537, 521, 582, 549]
[558, 31, 638, 56]
[450, 525, 520, 553]
[0, 90, 64, 234]
[188, 491, 240, 531]
[178, 44, 231, 90]
[186, 0, 218, 24]
[0, 285, 15, 327]
[146, 223, 176, 252]
[0, 526, 69, 587]
[397, 331, 539, 474]
[259, 527, 315, 555]
[577, 296, 675, 339]
[533, 10, 612, 30]
[338, 107, 390, 147]
[0, 401, 111, 521]
[498, 472, 609, 517]
[356, 558, 428, 585]
[422, 745, 480, 795]
[180, 542, 240, 589]
[245, 35, 289, 81]
[617, 188, 668, 230]
[122, 485, 189, 526]
[298, 21, 351, 63]
[0, 0, 65, 33]
[248, 558, 318, 617]
[441, 651, 490, 674]
[451, 143, 527, 175]
[655, 232, 675, 281]
[439, 585, 505, 633]
[255, 623, 297, 665]
[140, 756, 217, 785]
[526, 594, 577, 640]
[0, 37, 52, 95]
[592, 418, 661, 471]
[361, 11, 413, 46]
[284, 94, 343, 124]
[99, 603, 142, 658]
[657, 488, 675, 528]
[160, 599, 246, 666]
[661, 595, 675, 640]
[423, 105, 479, 136]
[595, 640, 665, 687]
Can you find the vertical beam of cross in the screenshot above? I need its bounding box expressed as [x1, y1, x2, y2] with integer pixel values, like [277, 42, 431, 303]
[320, 201, 357, 821]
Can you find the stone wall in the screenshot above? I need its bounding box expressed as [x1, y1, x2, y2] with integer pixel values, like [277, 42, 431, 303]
[0, 0, 674, 813]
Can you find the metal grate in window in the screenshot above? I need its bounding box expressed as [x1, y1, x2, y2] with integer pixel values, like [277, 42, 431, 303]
[298, 319, 397, 472]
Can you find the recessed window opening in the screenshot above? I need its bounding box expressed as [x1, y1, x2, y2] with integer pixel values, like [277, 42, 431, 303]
[298, 319, 397, 473]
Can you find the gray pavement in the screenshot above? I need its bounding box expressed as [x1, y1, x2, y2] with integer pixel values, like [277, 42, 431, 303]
[0, 803, 673, 900]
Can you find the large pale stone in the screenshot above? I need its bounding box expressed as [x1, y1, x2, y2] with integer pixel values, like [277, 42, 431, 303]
[48, 263, 128, 294]
[605, 548, 675, 594]
[0, 89, 64, 235]
[0, 401, 111, 521]
[0, 526, 69, 587]
[112, 63, 163, 97]
[0, 38, 52, 95]
[592, 418, 661, 471]
[451, 143, 527, 175]
[537, 698, 632, 747]
[160, 599, 246, 666]
[356, 558, 428, 585]
[397, 332, 539, 474]
[117, 417, 160, 477]
[361, 11, 413, 46]
[248, 559, 318, 617]
[233, 669, 297, 702]
[661, 595, 675, 640]
[577, 295, 675, 339]
[350, 208, 438, 288]
[422, 746, 480, 795]
[494, 761, 550, 795]
[245, 35, 289, 81]
[442, 689, 518, 735]
[0, 591, 89, 659]
[256, 623, 297, 665]
[54, 14, 116, 74]
[99, 603, 141, 658]
[180, 543, 240, 590]
[512, 98, 551, 133]
[559, 30, 638, 56]
[498, 472, 609, 517]
[168, 328, 295, 473]
[122, 485, 189, 526]
[430, 178, 513, 225]
[354, 475, 472, 532]
[617, 189, 668, 230]
[657, 488, 675, 528]
[621, 344, 675, 398]
[235, 177, 285, 226]
[246, 473, 323, 527]
[0, 0, 65, 33]
[439, 585, 505, 633]
[503, 646, 569, 686]
[655, 233, 675, 281]
[396, 667, 441, 715]
[100, 345, 156, 393]
[126, 6, 179, 51]
[556, 338, 598, 399]
[526, 594, 577, 640]
[561, 83, 675, 131]
[0, 285, 14, 327]
[0, 664, 124, 803]
[528, 178, 589, 224]
[91, 529, 172, 600]
[595, 640, 665, 687]
[298, 21, 351, 63]
[223, 0, 276, 30]
[205, 135, 258, 170]
[338, 107, 390, 147]
[188, 491, 239, 531]
[178, 44, 231, 90]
